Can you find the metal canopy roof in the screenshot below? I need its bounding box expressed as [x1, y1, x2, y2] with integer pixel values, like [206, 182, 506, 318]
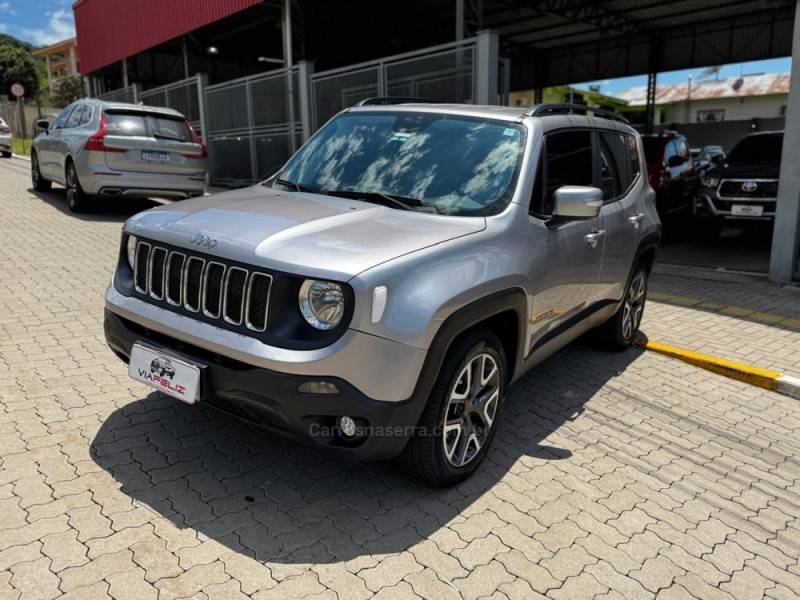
[483, 0, 796, 88]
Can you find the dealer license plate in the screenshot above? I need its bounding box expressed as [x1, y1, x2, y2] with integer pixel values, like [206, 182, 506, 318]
[129, 343, 200, 404]
[141, 150, 170, 162]
[731, 204, 763, 217]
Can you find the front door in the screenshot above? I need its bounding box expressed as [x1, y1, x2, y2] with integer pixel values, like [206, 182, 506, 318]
[527, 129, 606, 352]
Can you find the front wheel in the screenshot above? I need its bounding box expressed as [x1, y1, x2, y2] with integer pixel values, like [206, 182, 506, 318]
[65, 162, 89, 212]
[595, 265, 649, 351]
[31, 152, 52, 192]
[401, 330, 506, 486]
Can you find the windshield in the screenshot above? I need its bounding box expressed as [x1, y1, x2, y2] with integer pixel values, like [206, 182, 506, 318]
[279, 111, 526, 216]
[726, 134, 783, 166]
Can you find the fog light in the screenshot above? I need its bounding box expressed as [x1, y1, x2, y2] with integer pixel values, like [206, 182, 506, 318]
[339, 416, 357, 437]
[298, 381, 339, 395]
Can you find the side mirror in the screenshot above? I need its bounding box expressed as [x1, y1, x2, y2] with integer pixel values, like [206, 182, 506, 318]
[667, 155, 685, 168]
[35, 119, 50, 134]
[552, 186, 603, 219]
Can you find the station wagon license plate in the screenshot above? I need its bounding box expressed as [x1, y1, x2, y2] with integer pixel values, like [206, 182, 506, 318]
[731, 204, 763, 217]
[141, 150, 170, 162]
[129, 343, 200, 404]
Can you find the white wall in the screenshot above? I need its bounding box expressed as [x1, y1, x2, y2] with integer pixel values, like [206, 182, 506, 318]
[662, 94, 787, 124]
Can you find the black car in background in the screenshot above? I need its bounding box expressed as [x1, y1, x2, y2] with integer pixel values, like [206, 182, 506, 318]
[695, 131, 783, 235]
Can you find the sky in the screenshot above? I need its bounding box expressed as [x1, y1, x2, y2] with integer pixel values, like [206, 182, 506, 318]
[0, 0, 75, 46]
[578, 57, 792, 97]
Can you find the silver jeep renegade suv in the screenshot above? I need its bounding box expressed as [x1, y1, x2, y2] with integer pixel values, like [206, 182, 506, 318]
[105, 101, 660, 486]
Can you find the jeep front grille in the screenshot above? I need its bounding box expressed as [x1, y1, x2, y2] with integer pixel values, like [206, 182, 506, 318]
[131, 241, 272, 333]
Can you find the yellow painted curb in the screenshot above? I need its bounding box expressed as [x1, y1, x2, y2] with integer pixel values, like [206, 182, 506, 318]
[632, 338, 781, 391]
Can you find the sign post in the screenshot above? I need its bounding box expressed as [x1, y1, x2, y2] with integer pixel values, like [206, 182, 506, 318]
[10, 82, 26, 154]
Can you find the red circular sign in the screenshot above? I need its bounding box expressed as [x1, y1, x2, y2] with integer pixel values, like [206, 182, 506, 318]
[10, 82, 25, 98]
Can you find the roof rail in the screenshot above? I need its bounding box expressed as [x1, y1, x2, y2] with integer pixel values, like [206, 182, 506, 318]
[355, 97, 440, 106]
[524, 103, 630, 124]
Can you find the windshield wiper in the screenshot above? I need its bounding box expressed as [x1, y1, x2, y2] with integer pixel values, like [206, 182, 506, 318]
[153, 132, 186, 142]
[324, 189, 431, 212]
[273, 178, 318, 193]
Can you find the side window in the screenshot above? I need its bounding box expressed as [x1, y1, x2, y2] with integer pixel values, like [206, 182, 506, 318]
[51, 107, 74, 130]
[599, 132, 633, 200]
[531, 130, 593, 216]
[598, 137, 621, 201]
[65, 105, 85, 129]
[79, 105, 93, 126]
[627, 135, 641, 179]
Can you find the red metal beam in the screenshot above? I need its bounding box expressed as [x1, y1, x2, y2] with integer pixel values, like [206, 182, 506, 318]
[73, 0, 263, 74]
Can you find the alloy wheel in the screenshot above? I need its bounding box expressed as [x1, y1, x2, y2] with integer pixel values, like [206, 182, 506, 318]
[621, 272, 647, 340]
[66, 165, 77, 208]
[442, 352, 500, 467]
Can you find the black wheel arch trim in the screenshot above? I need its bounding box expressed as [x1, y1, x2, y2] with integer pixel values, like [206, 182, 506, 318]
[407, 287, 528, 414]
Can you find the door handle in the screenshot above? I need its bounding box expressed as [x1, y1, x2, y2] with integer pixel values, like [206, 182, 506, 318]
[628, 213, 645, 228]
[584, 230, 606, 248]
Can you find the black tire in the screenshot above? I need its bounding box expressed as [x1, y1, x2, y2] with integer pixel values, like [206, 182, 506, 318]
[1, 151, 11, 158]
[595, 264, 649, 351]
[31, 152, 52, 192]
[400, 329, 506, 487]
[65, 161, 89, 212]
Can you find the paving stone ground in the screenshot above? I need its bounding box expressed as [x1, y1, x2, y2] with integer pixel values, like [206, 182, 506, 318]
[1, 157, 799, 600]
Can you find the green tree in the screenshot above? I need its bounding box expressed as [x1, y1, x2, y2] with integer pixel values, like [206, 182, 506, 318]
[0, 43, 39, 100]
[51, 75, 85, 107]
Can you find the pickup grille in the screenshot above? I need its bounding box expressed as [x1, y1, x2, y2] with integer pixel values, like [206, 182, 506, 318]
[719, 179, 778, 199]
[131, 240, 272, 333]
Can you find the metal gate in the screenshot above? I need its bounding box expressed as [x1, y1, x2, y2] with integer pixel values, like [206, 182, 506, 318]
[139, 75, 206, 137]
[96, 84, 140, 104]
[204, 68, 301, 186]
[311, 38, 478, 130]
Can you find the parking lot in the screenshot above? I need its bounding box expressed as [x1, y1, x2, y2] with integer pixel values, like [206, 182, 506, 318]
[1, 156, 800, 599]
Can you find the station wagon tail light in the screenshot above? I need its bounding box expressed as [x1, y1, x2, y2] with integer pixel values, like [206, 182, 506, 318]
[181, 122, 208, 160]
[85, 113, 126, 153]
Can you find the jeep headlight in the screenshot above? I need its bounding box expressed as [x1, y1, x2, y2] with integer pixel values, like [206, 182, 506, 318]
[701, 175, 720, 188]
[299, 279, 345, 330]
[126, 235, 138, 268]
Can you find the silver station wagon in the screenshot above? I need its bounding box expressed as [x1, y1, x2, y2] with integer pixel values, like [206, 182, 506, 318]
[31, 99, 207, 212]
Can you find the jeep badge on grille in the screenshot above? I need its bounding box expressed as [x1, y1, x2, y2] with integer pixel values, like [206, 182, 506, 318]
[190, 232, 218, 249]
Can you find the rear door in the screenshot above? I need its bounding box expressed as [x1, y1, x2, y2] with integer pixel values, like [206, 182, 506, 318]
[597, 131, 642, 301]
[103, 110, 204, 176]
[38, 106, 74, 179]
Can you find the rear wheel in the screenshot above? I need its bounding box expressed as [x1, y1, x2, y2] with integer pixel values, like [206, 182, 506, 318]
[401, 330, 506, 486]
[65, 162, 89, 212]
[31, 152, 52, 192]
[1, 151, 11, 158]
[595, 265, 649, 351]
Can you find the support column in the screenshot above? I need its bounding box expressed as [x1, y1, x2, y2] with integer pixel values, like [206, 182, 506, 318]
[121, 58, 129, 88]
[297, 60, 314, 141]
[283, 0, 297, 153]
[768, 0, 800, 282]
[69, 46, 77, 76]
[182, 37, 190, 79]
[475, 29, 498, 105]
[644, 72, 656, 135]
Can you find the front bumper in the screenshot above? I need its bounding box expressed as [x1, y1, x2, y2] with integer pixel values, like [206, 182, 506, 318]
[104, 309, 427, 460]
[695, 190, 776, 220]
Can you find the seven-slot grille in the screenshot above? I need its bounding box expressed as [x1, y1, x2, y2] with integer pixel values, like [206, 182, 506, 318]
[132, 240, 272, 332]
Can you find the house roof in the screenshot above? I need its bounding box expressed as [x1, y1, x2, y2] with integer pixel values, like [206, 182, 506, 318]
[32, 38, 77, 57]
[618, 73, 790, 106]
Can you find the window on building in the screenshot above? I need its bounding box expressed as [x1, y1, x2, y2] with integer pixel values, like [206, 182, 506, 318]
[697, 109, 724, 122]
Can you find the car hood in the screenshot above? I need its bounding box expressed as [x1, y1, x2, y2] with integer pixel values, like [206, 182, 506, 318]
[125, 185, 486, 280]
